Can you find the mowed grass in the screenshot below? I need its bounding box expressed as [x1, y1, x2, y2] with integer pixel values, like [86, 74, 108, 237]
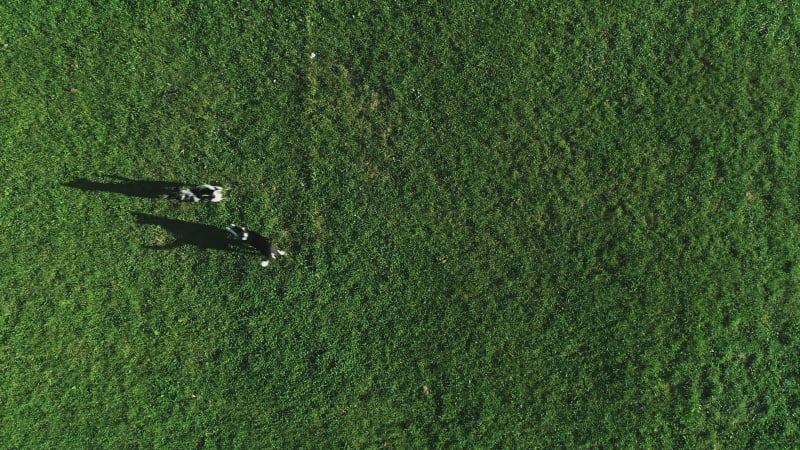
[1, 1, 800, 447]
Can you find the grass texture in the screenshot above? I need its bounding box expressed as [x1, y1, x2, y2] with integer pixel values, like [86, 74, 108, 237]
[1, 1, 800, 447]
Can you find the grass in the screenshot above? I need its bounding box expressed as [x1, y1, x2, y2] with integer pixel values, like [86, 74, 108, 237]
[2, 0, 800, 447]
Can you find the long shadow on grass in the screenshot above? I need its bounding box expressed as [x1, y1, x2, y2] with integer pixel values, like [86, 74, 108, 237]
[64, 176, 183, 199]
[132, 213, 252, 253]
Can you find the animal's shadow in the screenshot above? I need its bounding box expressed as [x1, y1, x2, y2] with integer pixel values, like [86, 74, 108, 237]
[64, 176, 183, 199]
[132, 213, 253, 253]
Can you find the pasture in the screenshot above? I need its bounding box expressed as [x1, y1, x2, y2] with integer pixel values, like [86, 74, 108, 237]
[1, 1, 799, 447]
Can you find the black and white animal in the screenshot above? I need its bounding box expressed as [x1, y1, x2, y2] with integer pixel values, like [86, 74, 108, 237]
[226, 225, 287, 267]
[163, 184, 225, 202]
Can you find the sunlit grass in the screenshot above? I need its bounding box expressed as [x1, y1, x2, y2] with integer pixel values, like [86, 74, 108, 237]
[1, 1, 799, 447]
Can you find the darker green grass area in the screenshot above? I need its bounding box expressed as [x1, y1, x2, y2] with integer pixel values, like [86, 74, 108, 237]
[2, 1, 800, 447]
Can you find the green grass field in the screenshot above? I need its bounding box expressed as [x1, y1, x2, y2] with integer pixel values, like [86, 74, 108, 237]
[2, 1, 799, 447]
